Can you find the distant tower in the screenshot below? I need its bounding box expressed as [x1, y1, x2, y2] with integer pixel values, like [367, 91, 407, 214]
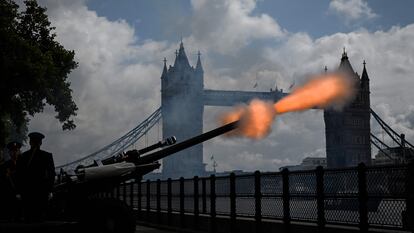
[324, 50, 371, 167]
[161, 42, 205, 178]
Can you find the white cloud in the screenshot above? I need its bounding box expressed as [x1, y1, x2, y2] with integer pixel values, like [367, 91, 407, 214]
[28, 1, 173, 165]
[25, 0, 414, 173]
[260, 25, 414, 160]
[204, 24, 414, 171]
[329, 0, 377, 22]
[264, 25, 414, 113]
[371, 103, 414, 148]
[188, 0, 285, 54]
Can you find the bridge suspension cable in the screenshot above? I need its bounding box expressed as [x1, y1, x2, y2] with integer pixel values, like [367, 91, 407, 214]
[370, 108, 414, 162]
[370, 108, 414, 149]
[370, 133, 393, 162]
[56, 107, 162, 171]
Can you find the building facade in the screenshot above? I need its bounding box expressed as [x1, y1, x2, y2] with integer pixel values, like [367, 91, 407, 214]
[373, 147, 414, 165]
[324, 51, 372, 168]
[280, 157, 327, 171]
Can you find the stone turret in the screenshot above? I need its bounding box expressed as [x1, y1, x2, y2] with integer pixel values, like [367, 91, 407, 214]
[161, 57, 167, 79]
[173, 41, 191, 70]
[161, 42, 205, 178]
[324, 49, 371, 168]
[195, 51, 203, 73]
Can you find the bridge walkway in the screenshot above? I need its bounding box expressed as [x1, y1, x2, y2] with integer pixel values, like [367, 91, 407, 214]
[136, 223, 189, 233]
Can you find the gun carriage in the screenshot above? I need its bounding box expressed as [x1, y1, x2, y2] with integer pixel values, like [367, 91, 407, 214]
[49, 121, 238, 233]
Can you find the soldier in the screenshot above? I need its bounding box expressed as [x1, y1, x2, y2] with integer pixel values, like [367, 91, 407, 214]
[6, 141, 22, 167]
[0, 141, 22, 221]
[16, 132, 55, 222]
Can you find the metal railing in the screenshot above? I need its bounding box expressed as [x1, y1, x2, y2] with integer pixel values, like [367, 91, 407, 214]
[101, 163, 413, 233]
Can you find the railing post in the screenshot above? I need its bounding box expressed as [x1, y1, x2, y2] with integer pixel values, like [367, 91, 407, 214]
[254, 171, 262, 233]
[130, 181, 134, 208]
[401, 134, 406, 161]
[137, 180, 142, 218]
[194, 176, 200, 230]
[282, 168, 290, 233]
[180, 177, 185, 228]
[167, 178, 172, 226]
[156, 179, 161, 224]
[316, 166, 326, 232]
[405, 161, 414, 230]
[146, 179, 151, 221]
[123, 182, 127, 202]
[210, 174, 217, 233]
[202, 178, 207, 214]
[358, 163, 368, 232]
[230, 173, 236, 233]
[116, 184, 120, 199]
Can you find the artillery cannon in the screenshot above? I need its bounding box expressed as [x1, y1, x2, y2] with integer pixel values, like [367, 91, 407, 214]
[67, 136, 177, 187]
[48, 121, 239, 233]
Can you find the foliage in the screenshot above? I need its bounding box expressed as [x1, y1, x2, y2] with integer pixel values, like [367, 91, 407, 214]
[0, 0, 78, 146]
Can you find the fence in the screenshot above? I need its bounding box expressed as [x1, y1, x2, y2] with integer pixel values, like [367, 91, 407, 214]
[99, 163, 413, 233]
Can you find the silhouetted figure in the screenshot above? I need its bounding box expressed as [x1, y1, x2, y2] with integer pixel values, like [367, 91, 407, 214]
[0, 141, 23, 221]
[16, 132, 55, 222]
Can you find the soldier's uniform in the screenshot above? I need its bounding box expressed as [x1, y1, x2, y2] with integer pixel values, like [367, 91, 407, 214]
[0, 141, 22, 221]
[16, 132, 55, 222]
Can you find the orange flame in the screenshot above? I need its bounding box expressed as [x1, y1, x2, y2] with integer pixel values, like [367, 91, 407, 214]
[220, 74, 356, 139]
[220, 99, 275, 139]
[274, 74, 355, 113]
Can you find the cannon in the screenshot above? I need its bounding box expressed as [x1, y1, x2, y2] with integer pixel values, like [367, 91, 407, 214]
[69, 136, 177, 185]
[48, 121, 239, 233]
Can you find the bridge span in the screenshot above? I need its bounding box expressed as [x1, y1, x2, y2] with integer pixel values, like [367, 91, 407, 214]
[203, 89, 287, 107]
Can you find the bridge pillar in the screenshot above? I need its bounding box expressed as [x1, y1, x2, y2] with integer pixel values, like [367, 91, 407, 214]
[324, 52, 371, 168]
[161, 42, 205, 178]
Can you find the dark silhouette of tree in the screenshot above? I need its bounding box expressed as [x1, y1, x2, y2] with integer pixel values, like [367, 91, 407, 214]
[0, 0, 78, 147]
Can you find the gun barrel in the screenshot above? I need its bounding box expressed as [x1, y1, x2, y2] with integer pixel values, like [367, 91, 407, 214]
[101, 136, 177, 165]
[137, 136, 177, 155]
[136, 121, 239, 165]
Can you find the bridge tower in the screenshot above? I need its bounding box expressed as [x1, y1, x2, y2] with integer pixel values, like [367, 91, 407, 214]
[324, 50, 371, 167]
[160, 42, 286, 178]
[161, 42, 205, 178]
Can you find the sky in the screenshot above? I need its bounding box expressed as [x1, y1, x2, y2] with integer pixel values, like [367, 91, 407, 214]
[23, 0, 414, 172]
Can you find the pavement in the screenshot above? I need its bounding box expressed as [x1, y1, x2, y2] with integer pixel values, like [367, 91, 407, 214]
[0, 221, 175, 233]
[136, 225, 176, 233]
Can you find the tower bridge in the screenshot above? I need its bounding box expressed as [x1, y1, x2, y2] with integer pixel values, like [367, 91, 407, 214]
[57, 42, 413, 179]
[161, 42, 373, 178]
